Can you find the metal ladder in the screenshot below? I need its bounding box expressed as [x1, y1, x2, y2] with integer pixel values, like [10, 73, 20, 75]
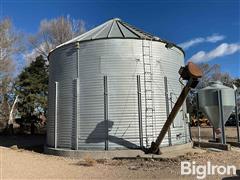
[142, 39, 154, 147]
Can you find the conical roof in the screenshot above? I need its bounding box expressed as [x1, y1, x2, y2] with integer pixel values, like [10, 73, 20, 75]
[53, 18, 183, 54]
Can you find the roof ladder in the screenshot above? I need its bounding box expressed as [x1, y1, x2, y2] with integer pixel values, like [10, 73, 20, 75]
[142, 39, 155, 147]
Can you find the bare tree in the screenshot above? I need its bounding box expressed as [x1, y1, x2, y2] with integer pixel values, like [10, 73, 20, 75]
[0, 18, 22, 130]
[28, 16, 85, 61]
[197, 63, 233, 88]
[197, 63, 220, 88]
[187, 63, 234, 117]
[212, 72, 233, 87]
[0, 18, 18, 77]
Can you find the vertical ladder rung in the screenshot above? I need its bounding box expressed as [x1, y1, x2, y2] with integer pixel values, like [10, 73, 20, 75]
[146, 107, 154, 111]
[145, 80, 152, 83]
[143, 40, 154, 147]
[145, 90, 153, 93]
[146, 125, 154, 127]
[144, 72, 152, 74]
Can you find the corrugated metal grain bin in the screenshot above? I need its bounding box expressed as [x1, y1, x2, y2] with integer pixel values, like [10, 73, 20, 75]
[47, 18, 189, 150]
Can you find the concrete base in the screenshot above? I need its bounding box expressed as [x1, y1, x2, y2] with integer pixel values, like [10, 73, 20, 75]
[227, 141, 240, 147]
[44, 143, 192, 159]
[193, 141, 231, 151]
[209, 140, 240, 148]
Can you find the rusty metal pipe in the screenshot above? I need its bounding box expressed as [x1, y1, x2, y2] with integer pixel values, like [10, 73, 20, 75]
[145, 62, 202, 154]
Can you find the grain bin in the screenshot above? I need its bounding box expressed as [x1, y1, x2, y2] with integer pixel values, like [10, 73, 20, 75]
[47, 18, 189, 151]
[198, 81, 235, 143]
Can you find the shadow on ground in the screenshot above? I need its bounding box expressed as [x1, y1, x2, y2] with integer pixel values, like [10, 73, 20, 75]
[0, 134, 46, 153]
[222, 170, 240, 180]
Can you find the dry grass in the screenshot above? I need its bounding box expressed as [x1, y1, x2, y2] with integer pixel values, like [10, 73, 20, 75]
[10, 145, 18, 150]
[77, 154, 97, 167]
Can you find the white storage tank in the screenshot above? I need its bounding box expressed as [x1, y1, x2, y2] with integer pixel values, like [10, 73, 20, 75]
[47, 18, 189, 151]
[198, 81, 235, 130]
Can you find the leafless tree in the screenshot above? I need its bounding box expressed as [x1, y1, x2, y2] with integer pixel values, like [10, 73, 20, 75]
[197, 63, 233, 88]
[197, 63, 220, 88]
[0, 18, 22, 129]
[28, 16, 85, 61]
[0, 18, 18, 76]
[187, 63, 234, 116]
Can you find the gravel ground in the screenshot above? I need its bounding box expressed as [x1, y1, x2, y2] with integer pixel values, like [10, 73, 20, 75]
[0, 146, 240, 180]
[0, 129, 239, 180]
[191, 127, 239, 141]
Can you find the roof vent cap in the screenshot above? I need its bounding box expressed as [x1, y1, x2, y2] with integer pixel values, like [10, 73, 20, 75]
[113, 18, 121, 21]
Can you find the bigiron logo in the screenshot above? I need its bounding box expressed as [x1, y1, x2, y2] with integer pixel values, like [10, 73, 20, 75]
[181, 161, 236, 179]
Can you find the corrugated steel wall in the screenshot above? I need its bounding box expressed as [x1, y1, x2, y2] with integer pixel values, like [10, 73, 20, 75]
[47, 39, 189, 150]
[47, 44, 77, 148]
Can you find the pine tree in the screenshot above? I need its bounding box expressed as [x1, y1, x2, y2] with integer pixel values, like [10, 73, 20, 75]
[15, 55, 48, 127]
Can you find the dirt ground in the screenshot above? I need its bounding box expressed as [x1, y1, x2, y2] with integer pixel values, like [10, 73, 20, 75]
[191, 126, 239, 141]
[0, 128, 239, 180]
[0, 146, 239, 179]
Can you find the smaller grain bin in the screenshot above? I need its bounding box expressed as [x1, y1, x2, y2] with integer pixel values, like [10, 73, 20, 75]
[198, 81, 235, 143]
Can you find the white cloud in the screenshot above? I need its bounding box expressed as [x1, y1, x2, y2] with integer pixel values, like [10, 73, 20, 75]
[178, 34, 225, 50]
[178, 38, 204, 50]
[206, 34, 225, 43]
[188, 43, 240, 63]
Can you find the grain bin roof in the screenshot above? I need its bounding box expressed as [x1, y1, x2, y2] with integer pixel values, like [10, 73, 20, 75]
[51, 18, 184, 55]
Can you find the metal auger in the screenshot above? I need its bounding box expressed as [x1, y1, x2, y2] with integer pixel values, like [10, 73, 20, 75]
[145, 62, 203, 154]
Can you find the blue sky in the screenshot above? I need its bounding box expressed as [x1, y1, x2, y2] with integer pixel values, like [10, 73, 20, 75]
[1, 0, 239, 77]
